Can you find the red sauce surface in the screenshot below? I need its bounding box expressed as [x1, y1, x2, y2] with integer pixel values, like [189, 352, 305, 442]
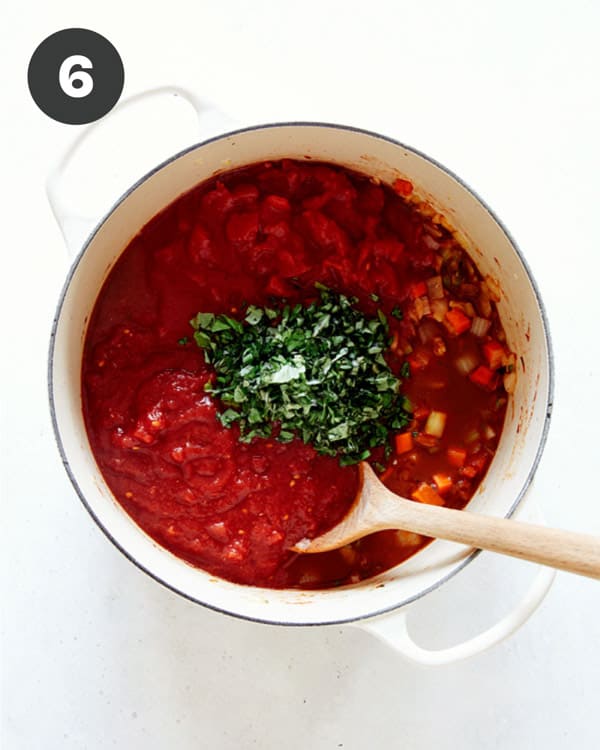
[82, 159, 510, 589]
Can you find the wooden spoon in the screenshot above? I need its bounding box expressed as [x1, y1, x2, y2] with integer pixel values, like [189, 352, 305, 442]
[294, 462, 600, 580]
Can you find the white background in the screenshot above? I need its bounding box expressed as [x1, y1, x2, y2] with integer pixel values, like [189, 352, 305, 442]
[2, 1, 600, 747]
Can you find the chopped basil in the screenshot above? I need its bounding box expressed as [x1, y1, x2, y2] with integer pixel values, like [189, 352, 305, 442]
[177, 336, 189, 345]
[391, 306, 403, 320]
[190, 288, 410, 465]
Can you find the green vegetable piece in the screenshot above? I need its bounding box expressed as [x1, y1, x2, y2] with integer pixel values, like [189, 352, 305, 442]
[190, 288, 410, 465]
[245, 306, 264, 325]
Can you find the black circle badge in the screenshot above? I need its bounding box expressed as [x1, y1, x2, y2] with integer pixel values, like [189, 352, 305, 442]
[28, 29, 124, 125]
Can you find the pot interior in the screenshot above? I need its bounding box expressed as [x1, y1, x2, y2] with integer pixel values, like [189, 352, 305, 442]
[50, 124, 552, 625]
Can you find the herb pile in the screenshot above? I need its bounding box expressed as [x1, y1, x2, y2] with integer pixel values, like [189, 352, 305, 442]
[190, 288, 410, 465]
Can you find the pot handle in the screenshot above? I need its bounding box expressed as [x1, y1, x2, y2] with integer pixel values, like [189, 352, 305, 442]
[46, 86, 236, 256]
[356, 497, 556, 666]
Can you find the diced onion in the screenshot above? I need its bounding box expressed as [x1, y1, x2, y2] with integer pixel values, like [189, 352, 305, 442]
[426, 275, 444, 299]
[465, 428, 480, 444]
[338, 546, 358, 565]
[430, 298, 448, 322]
[418, 319, 439, 344]
[483, 424, 496, 440]
[478, 293, 492, 318]
[432, 337, 446, 357]
[503, 371, 517, 394]
[471, 316, 491, 337]
[395, 530, 424, 546]
[424, 410, 447, 438]
[484, 275, 502, 302]
[454, 351, 479, 375]
[423, 234, 441, 251]
[414, 296, 431, 320]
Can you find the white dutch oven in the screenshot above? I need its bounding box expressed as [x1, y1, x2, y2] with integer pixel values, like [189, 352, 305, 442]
[48, 88, 554, 665]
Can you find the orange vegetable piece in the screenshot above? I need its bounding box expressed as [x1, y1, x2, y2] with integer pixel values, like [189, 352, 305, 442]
[433, 473, 453, 494]
[444, 308, 471, 335]
[409, 280, 428, 299]
[412, 482, 445, 506]
[394, 432, 414, 454]
[407, 350, 431, 373]
[469, 365, 498, 391]
[447, 446, 467, 467]
[482, 340, 506, 370]
[392, 178, 414, 197]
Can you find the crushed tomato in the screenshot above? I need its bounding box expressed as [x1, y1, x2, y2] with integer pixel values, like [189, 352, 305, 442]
[82, 159, 512, 589]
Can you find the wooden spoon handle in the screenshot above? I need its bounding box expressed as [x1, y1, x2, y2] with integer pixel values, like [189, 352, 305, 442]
[379, 500, 600, 580]
[300, 465, 600, 579]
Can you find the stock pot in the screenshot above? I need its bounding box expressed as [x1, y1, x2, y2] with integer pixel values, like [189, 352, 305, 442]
[48, 88, 554, 665]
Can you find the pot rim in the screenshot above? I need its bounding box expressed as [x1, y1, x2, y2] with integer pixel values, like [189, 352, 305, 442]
[48, 120, 555, 626]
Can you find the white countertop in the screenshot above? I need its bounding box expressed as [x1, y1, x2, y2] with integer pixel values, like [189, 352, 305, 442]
[3, 1, 600, 747]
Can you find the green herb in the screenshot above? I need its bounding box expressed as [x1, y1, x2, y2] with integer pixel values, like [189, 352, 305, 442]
[190, 288, 410, 465]
[177, 336, 189, 346]
[391, 306, 403, 320]
[370, 292, 380, 302]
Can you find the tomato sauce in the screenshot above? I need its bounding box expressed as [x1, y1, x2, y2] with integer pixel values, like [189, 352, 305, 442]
[82, 159, 510, 589]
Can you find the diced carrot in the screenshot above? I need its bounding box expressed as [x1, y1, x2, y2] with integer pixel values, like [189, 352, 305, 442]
[395, 432, 414, 454]
[447, 446, 467, 467]
[464, 452, 489, 476]
[469, 365, 498, 391]
[424, 410, 447, 438]
[390, 331, 400, 351]
[409, 280, 428, 299]
[444, 308, 471, 335]
[459, 465, 478, 479]
[433, 473, 453, 494]
[392, 178, 414, 197]
[412, 482, 445, 506]
[407, 350, 431, 373]
[482, 340, 506, 370]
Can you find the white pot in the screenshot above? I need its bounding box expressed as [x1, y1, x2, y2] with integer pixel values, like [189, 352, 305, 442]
[48, 88, 554, 665]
